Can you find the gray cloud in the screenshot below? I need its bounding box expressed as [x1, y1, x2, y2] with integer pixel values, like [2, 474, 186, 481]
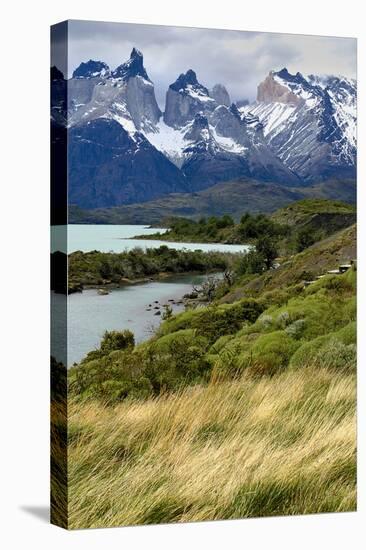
[65, 20, 357, 108]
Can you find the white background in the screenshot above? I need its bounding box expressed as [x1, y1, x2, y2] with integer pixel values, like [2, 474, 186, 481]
[0, 0, 364, 548]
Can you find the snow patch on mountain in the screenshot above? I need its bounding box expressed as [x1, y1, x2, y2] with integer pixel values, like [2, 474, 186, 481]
[107, 102, 137, 139]
[240, 102, 298, 139]
[211, 128, 247, 153]
[144, 120, 188, 166]
[185, 84, 215, 103]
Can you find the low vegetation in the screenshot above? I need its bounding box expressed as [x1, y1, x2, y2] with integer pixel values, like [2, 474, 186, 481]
[135, 200, 355, 266]
[69, 265, 356, 403]
[138, 211, 289, 245]
[221, 223, 356, 301]
[68, 246, 232, 292]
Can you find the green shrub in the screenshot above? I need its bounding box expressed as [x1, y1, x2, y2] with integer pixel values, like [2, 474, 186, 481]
[211, 343, 243, 381]
[335, 322, 356, 345]
[289, 324, 356, 371]
[285, 319, 306, 339]
[100, 330, 135, 353]
[152, 329, 208, 353]
[258, 315, 274, 330]
[235, 250, 265, 276]
[289, 335, 331, 369]
[264, 293, 345, 339]
[342, 296, 356, 323]
[291, 338, 356, 371]
[249, 331, 301, 375]
[193, 299, 264, 342]
[208, 334, 234, 355]
[256, 236, 278, 270]
[318, 340, 356, 371]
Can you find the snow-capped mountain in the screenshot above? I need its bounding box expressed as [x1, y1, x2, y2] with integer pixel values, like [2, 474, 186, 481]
[240, 68, 357, 181]
[52, 49, 356, 209]
[145, 69, 299, 188]
[65, 49, 188, 207]
[69, 48, 161, 133]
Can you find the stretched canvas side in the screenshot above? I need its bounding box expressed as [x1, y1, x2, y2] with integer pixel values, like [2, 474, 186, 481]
[50, 21, 68, 530]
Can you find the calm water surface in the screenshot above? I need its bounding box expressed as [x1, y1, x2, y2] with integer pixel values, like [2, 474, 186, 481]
[67, 273, 213, 366]
[55, 224, 250, 254]
[51, 225, 249, 366]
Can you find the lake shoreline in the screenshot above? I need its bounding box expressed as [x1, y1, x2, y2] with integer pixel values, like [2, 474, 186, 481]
[67, 270, 218, 365]
[69, 268, 222, 294]
[65, 224, 248, 365]
[129, 232, 252, 245]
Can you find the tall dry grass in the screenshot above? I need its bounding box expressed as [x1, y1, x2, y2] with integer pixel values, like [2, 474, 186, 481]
[68, 365, 356, 528]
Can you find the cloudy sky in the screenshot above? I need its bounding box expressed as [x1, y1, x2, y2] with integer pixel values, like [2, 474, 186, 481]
[56, 20, 356, 109]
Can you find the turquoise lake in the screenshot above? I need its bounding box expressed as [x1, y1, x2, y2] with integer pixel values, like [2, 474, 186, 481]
[51, 225, 250, 366]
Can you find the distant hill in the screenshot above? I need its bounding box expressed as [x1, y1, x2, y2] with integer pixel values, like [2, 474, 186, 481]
[69, 178, 356, 225]
[271, 198, 356, 237]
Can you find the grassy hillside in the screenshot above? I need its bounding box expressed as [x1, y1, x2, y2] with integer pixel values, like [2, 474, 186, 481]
[65, 196, 357, 528]
[272, 198, 356, 232]
[69, 178, 356, 225]
[222, 224, 356, 302]
[69, 178, 302, 224]
[300, 178, 357, 204]
[67, 232, 357, 527]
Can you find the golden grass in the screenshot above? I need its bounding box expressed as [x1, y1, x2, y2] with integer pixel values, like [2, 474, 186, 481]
[67, 366, 356, 529]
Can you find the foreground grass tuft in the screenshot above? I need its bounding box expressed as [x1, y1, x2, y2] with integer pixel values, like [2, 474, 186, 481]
[68, 365, 356, 528]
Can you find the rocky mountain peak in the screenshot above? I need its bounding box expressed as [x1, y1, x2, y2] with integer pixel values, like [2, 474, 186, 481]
[183, 113, 216, 156]
[210, 84, 231, 106]
[64, 49, 356, 207]
[275, 67, 291, 80]
[164, 70, 216, 127]
[257, 71, 302, 105]
[169, 70, 209, 95]
[131, 47, 143, 59]
[72, 60, 110, 79]
[112, 48, 149, 80]
[275, 68, 311, 90]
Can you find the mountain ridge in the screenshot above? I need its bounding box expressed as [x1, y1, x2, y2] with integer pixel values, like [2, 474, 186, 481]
[51, 50, 357, 210]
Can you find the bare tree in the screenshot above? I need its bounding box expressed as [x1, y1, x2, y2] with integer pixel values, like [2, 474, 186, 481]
[223, 268, 234, 287]
[192, 276, 220, 303]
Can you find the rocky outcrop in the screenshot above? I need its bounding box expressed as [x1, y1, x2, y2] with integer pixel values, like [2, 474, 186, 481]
[250, 68, 357, 181]
[184, 112, 211, 143]
[210, 104, 244, 141]
[112, 48, 148, 80]
[257, 71, 302, 105]
[125, 75, 161, 130]
[68, 48, 161, 131]
[164, 70, 216, 128]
